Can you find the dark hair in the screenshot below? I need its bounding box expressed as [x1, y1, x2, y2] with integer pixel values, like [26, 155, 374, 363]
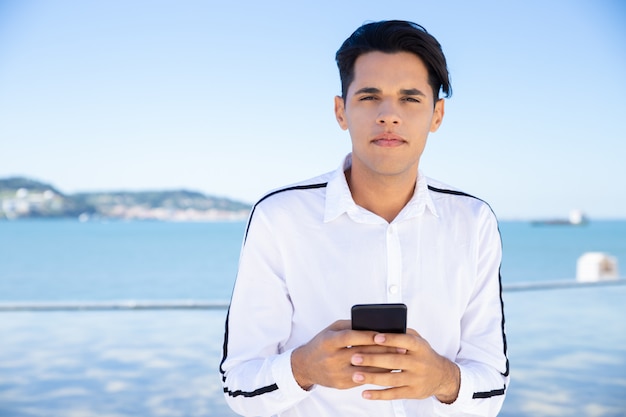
[335, 20, 452, 103]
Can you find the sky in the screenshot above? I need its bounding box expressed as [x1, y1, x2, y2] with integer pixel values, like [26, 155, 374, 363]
[0, 0, 625, 220]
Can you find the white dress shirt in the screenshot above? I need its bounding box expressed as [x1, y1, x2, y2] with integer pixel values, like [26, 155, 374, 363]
[221, 154, 509, 416]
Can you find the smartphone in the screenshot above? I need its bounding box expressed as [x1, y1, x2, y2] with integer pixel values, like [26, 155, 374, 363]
[351, 303, 407, 333]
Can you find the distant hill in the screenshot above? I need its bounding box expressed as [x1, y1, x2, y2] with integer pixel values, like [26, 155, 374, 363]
[0, 177, 252, 221]
[0, 177, 65, 194]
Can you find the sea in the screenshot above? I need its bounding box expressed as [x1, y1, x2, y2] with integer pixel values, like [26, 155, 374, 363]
[1, 219, 625, 416]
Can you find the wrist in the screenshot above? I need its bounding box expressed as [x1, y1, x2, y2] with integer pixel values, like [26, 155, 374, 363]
[434, 357, 460, 404]
[291, 346, 314, 391]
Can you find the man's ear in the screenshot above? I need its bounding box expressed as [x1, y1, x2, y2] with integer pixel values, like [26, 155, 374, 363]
[429, 99, 445, 133]
[334, 95, 348, 130]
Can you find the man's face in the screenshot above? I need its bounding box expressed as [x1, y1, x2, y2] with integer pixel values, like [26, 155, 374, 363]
[334, 51, 444, 183]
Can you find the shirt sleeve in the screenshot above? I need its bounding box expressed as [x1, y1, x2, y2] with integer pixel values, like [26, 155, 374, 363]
[220, 204, 311, 416]
[432, 204, 510, 416]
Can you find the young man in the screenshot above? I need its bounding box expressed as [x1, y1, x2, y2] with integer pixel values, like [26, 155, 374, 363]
[221, 20, 509, 416]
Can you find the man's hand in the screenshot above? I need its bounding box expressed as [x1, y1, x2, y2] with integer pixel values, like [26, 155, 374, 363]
[291, 320, 397, 390]
[349, 329, 460, 403]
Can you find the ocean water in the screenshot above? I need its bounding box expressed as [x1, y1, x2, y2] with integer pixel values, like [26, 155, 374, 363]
[499, 220, 626, 283]
[1, 219, 625, 302]
[0, 220, 245, 302]
[1, 219, 625, 417]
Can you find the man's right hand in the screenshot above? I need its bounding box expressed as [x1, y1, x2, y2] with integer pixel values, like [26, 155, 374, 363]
[290, 320, 397, 390]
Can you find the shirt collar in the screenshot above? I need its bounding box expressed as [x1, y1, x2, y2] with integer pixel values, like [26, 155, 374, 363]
[324, 153, 438, 223]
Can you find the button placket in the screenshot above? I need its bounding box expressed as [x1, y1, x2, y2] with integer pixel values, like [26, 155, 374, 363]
[386, 224, 402, 302]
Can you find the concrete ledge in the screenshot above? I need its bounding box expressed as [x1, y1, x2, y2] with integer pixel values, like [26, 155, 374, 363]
[502, 278, 626, 292]
[1, 279, 624, 311]
[0, 299, 231, 311]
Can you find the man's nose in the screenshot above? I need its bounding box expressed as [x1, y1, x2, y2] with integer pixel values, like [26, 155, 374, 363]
[376, 100, 401, 125]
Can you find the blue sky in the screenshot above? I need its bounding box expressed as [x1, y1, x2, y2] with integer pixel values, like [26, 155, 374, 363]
[1, 0, 624, 219]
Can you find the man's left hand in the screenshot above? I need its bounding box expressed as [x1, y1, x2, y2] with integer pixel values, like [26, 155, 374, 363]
[349, 329, 460, 404]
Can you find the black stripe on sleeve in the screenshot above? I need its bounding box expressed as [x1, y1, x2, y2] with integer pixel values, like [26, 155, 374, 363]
[219, 182, 328, 399]
[473, 385, 506, 399]
[428, 184, 510, 378]
[243, 183, 328, 243]
[427, 185, 479, 200]
[224, 383, 279, 398]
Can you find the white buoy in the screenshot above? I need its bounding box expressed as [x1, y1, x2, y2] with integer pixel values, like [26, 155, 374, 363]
[576, 252, 619, 282]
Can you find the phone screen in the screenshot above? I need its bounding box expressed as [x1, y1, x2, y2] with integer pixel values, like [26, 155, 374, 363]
[351, 303, 407, 333]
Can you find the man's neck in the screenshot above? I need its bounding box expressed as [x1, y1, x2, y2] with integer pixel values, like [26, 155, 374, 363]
[345, 167, 417, 223]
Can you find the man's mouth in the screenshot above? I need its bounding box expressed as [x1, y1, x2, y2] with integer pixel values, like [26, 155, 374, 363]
[372, 134, 406, 147]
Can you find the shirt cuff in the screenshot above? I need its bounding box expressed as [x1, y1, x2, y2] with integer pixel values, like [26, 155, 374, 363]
[271, 348, 313, 400]
[432, 362, 475, 416]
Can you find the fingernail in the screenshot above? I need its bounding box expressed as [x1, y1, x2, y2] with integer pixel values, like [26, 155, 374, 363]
[374, 334, 386, 343]
[351, 354, 363, 365]
[362, 391, 372, 399]
[353, 373, 365, 383]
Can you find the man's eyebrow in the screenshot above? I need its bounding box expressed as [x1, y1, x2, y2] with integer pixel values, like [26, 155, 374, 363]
[353, 87, 381, 95]
[353, 87, 427, 96]
[399, 88, 426, 96]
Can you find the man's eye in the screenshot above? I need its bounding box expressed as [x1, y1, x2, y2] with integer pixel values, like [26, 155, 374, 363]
[359, 96, 376, 101]
[402, 97, 420, 103]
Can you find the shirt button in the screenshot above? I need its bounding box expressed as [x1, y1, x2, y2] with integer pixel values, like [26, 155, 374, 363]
[388, 285, 399, 294]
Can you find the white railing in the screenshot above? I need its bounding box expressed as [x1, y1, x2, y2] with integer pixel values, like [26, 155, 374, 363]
[0, 299, 231, 311]
[0, 279, 624, 311]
